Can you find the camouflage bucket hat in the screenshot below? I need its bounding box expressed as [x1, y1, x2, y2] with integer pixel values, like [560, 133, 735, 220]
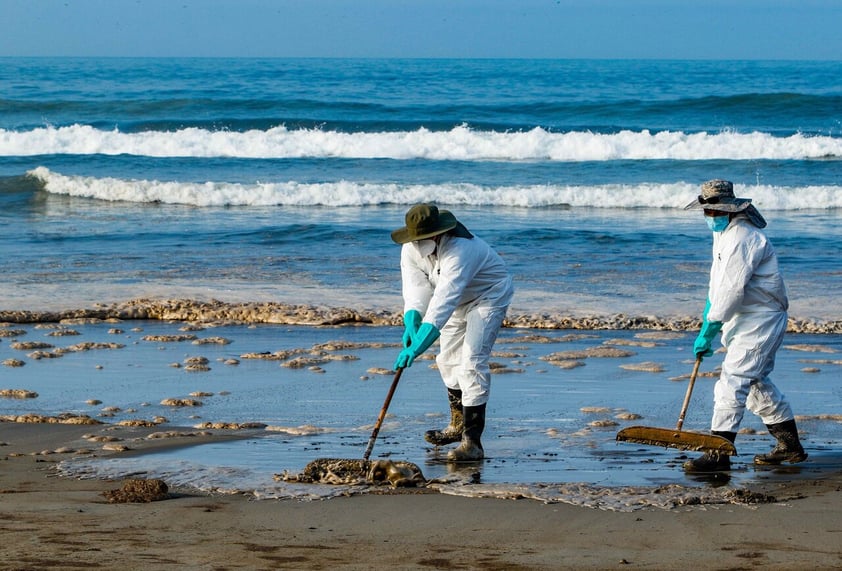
[684, 179, 752, 213]
[685, 179, 767, 228]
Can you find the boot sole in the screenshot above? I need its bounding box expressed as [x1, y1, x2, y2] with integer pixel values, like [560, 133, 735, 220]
[424, 432, 462, 446]
[446, 453, 484, 462]
[682, 459, 731, 473]
[683, 466, 731, 473]
[753, 452, 808, 466]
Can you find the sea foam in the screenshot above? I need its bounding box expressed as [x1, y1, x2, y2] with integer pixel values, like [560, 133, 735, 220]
[3, 124, 842, 160]
[27, 167, 842, 210]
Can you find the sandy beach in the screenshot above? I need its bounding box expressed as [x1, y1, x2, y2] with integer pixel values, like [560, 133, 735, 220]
[2, 420, 842, 570]
[3, 42, 842, 571]
[2, 304, 842, 569]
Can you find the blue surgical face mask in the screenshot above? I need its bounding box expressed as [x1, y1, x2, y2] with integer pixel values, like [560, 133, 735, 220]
[706, 214, 730, 232]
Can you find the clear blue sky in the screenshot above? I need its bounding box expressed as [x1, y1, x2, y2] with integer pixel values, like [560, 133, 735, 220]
[1, 0, 840, 59]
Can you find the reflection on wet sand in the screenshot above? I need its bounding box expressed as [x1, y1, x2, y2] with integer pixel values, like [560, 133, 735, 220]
[2, 299, 841, 512]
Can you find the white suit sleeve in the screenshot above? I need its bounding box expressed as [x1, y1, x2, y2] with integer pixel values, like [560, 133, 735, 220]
[400, 244, 433, 314]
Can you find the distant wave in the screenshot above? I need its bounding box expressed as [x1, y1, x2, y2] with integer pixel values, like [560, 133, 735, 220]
[4, 92, 840, 135]
[3, 124, 841, 161]
[27, 167, 842, 210]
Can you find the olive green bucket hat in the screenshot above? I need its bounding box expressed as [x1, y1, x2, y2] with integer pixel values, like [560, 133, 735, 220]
[391, 204, 471, 244]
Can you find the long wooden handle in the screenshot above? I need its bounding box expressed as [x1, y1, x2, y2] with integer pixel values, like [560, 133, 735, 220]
[675, 356, 702, 431]
[363, 367, 404, 460]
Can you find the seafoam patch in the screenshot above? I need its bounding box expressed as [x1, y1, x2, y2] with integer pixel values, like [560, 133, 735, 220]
[56, 455, 777, 512]
[428, 482, 778, 512]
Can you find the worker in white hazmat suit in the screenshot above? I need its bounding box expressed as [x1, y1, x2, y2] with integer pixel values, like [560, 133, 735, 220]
[683, 179, 807, 472]
[391, 204, 514, 461]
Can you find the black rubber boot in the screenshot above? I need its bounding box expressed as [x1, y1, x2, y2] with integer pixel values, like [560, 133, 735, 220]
[754, 420, 807, 465]
[448, 404, 486, 462]
[683, 431, 736, 472]
[424, 388, 463, 446]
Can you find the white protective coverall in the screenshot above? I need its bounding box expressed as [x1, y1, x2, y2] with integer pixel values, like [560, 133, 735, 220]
[706, 216, 794, 433]
[400, 233, 514, 407]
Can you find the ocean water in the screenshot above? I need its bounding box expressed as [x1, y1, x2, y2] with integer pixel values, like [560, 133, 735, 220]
[2, 58, 842, 505]
[2, 58, 842, 320]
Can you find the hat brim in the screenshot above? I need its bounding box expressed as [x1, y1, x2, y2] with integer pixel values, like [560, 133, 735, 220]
[684, 197, 752, 212]
[390, 211, 458, 244]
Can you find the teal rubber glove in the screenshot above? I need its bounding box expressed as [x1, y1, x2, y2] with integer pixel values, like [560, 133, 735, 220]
[693, 299, 723, 358]
[394, 322, 440, 369]
[402, 309, 422, 348]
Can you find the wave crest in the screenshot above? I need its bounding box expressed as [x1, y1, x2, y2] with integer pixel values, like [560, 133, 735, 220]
[27, 167, 842, 210]
[4, 124, 841, 161]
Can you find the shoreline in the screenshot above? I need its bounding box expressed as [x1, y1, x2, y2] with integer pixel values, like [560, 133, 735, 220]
[3, 306, 842, 568]
[2, 297, 841, 334]
[3, 421, 842, 569]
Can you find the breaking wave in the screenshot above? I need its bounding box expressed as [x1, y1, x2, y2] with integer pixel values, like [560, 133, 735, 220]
[3, 124, 841, 161]
[27, 167, 842, 210]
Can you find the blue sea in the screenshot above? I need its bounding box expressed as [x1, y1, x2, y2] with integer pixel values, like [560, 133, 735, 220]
[2, 58, 842, 507]
[2, 58, 842, 320]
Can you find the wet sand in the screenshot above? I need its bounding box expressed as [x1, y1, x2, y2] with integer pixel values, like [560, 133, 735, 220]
[2, 301, 842, 568]
[2, 422, 842, 570]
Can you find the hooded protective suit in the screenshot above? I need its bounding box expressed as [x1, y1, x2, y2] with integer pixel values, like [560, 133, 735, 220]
[400, 232, 514, 407]
[706, 216, 794, 433]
